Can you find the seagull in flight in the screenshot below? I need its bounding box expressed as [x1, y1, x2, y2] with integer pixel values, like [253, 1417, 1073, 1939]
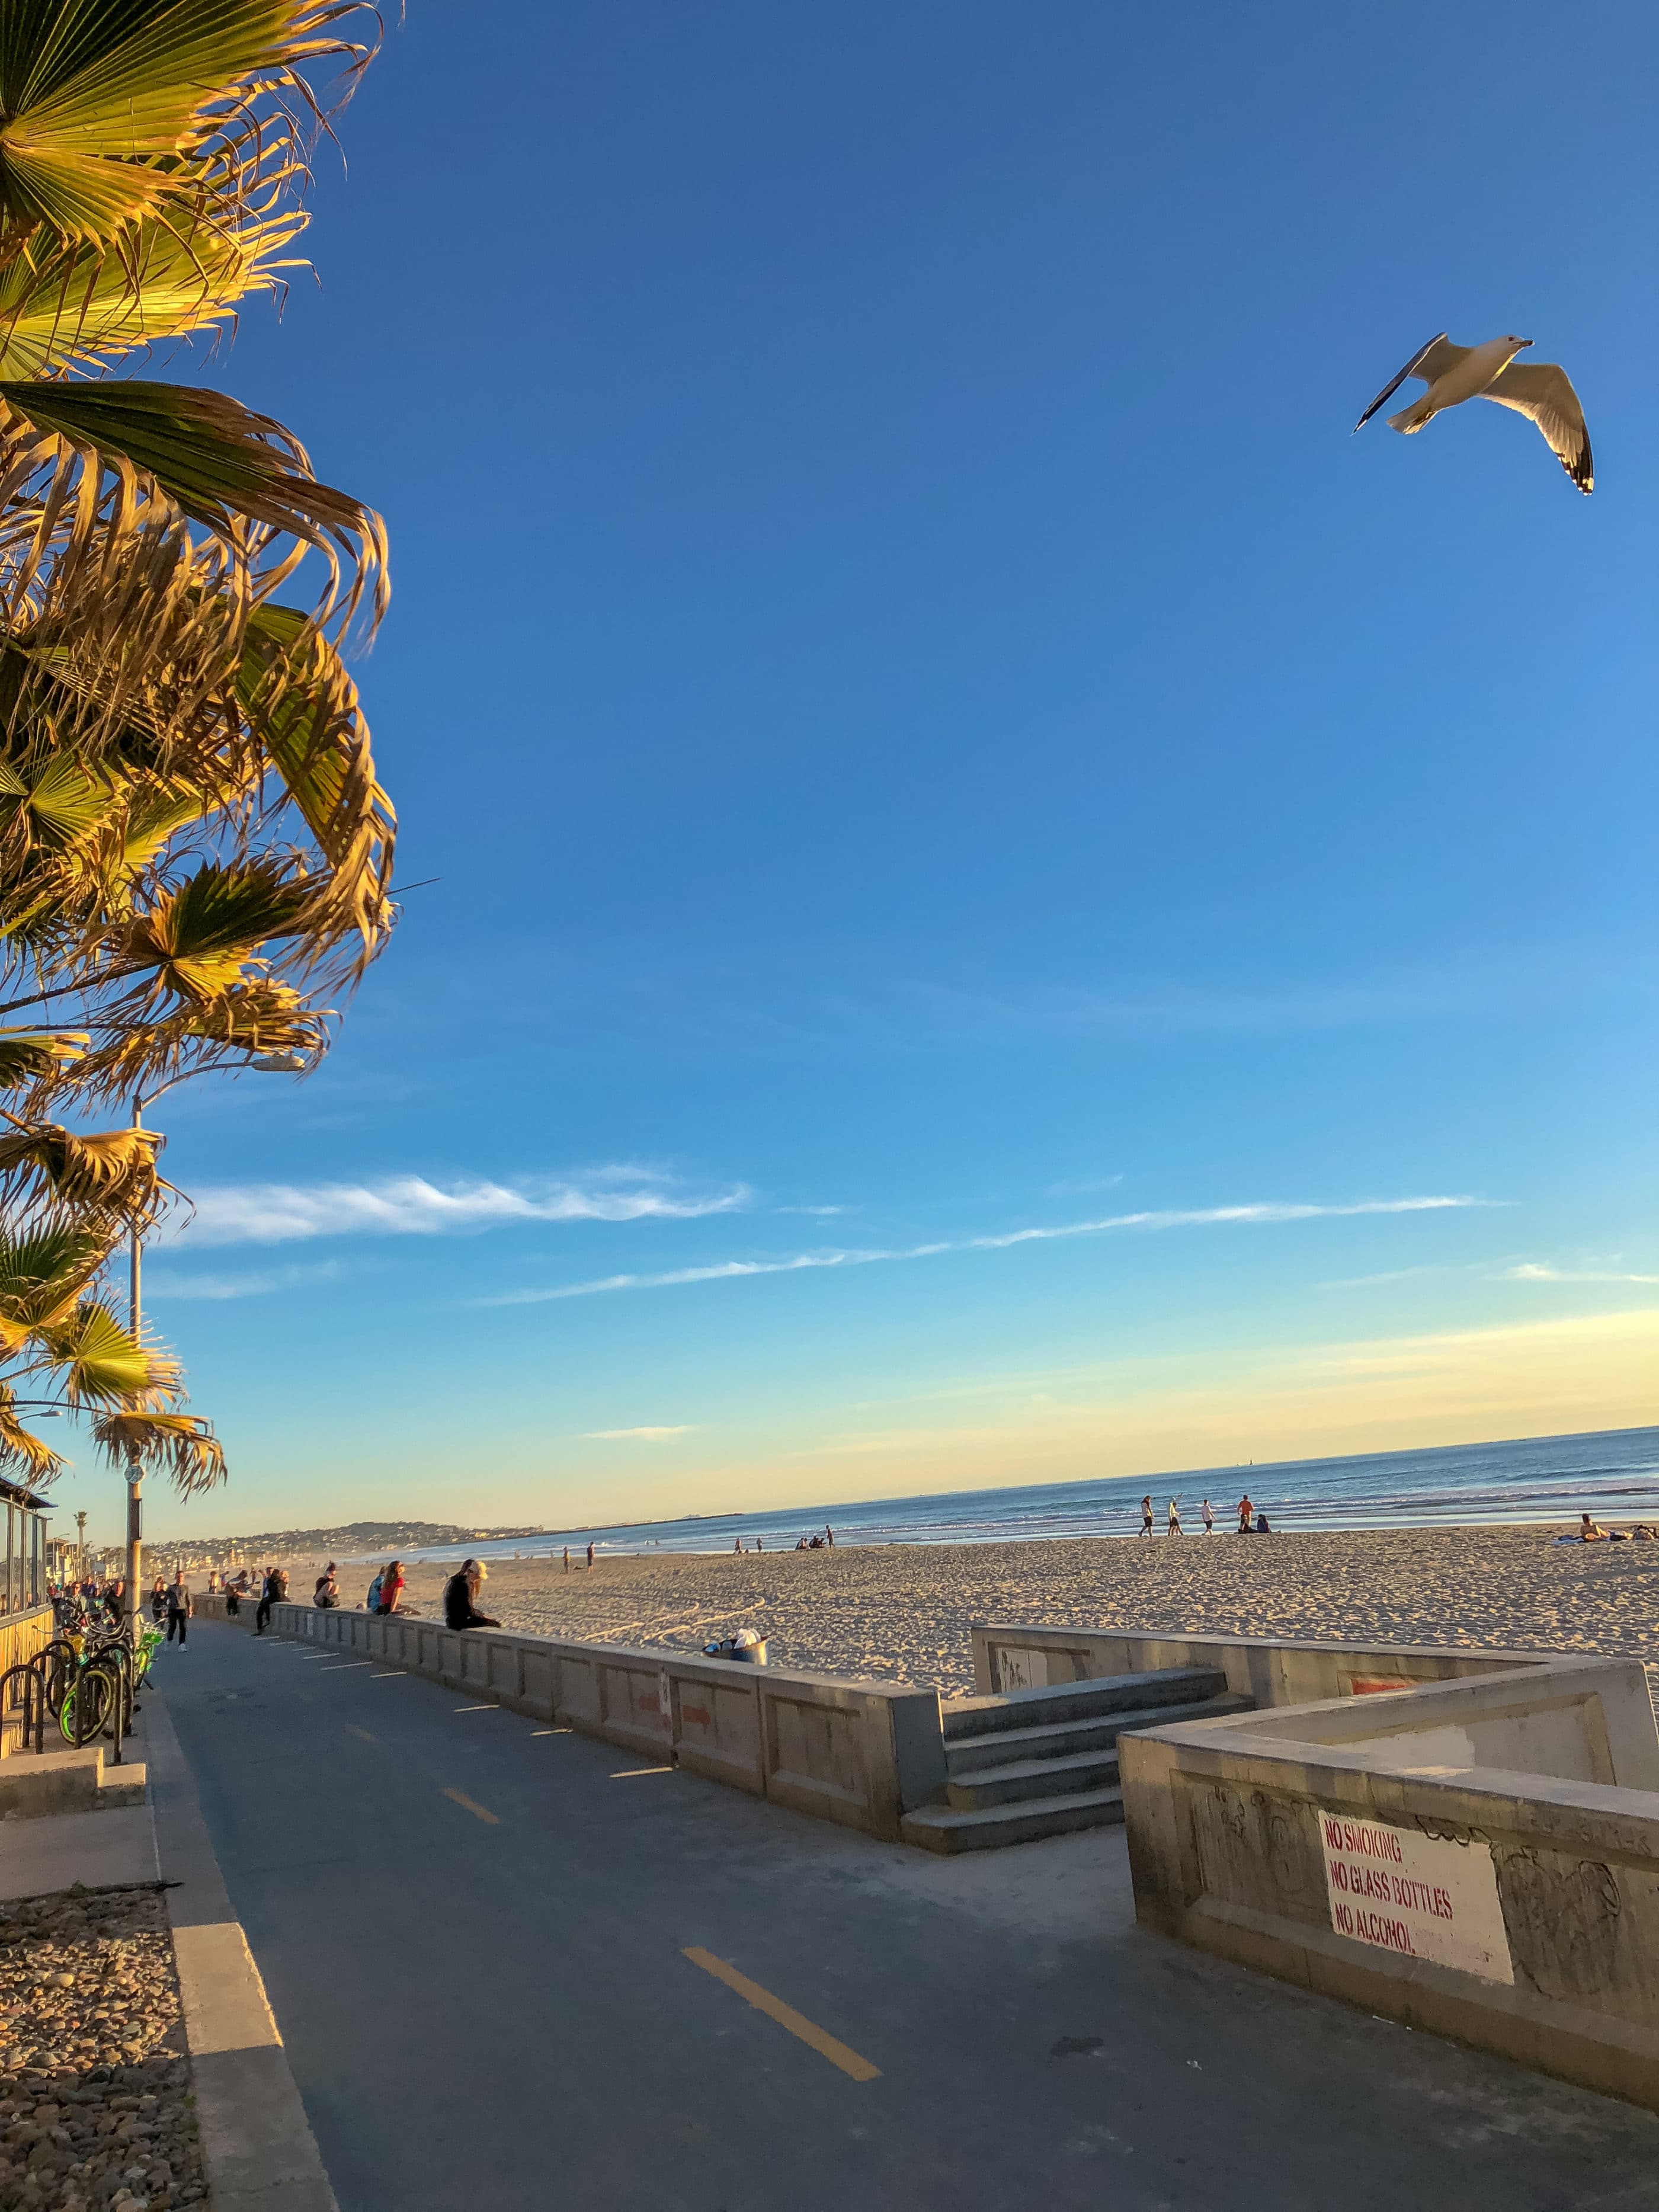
[1354, 334, 1592, 494]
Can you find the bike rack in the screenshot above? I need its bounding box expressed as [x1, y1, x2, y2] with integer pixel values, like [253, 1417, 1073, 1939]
[0, 1657, 46, 1756]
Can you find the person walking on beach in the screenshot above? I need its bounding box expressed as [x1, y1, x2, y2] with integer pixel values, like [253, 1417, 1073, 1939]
[1167, 1499, 1183, 1535]
[1237, 1494, 1254, 1534]
[1202, 1499, 1214, 1534]
[166, 1571, 191, 1646]
[1140, 1496, 1154, 1536]
[443, 1560, 499, 1631]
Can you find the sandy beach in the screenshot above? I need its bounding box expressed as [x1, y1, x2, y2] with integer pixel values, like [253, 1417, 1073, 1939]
[351, 1525, 1659, 1698]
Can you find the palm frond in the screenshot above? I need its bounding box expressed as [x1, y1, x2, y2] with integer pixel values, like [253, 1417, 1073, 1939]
[41, 1296, 172, 1404]
[0, 1028, 85, 1085]
[0, 381, 387, 641]
[117, 857, 313, 1003]
[0, 1114, 165, 1223]
[0, 196, 306, 378]
[0, 1382, 62, 1481]
[35, 982, 327, 1109]
[0, 1214, 115, 1345]
[239, 604, 394, 952]
[91, 1406, 224, 1491]
[0, 1, 376, 246]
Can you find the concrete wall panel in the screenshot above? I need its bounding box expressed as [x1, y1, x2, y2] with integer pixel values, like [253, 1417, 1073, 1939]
[763, 1693, 872, 1831]
[674, 1674, 764, 1795]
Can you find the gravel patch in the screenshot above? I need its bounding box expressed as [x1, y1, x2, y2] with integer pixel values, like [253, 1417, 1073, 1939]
[0, 1884, 206, 2211]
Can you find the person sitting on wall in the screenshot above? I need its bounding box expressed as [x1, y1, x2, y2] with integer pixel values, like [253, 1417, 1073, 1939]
[444, 1560, 500, 1631]
[314, 1563, 341, 1608]
[378, 1560, 406, 1615]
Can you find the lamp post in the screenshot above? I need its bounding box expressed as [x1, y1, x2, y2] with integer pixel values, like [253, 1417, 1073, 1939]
[121, 1052, 308, 1611]
[74, 1509, 87, 1582]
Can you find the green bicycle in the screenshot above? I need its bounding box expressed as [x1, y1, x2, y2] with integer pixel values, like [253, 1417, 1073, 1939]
[57, 1624, 161, 1749]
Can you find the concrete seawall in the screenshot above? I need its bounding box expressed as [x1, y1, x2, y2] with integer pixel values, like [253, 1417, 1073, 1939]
[231, 1600, 947, 1843]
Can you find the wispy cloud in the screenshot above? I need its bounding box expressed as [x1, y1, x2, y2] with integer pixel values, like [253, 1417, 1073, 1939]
[167, 1167, 749, 1249]
[483, 1195, 1489, 1307]
[1317, 1263, 1457, 1289]
[1496, 1262, 1659, 1285]
[582, 1425, 703, 1441]
[144, 1262, 342, 1302]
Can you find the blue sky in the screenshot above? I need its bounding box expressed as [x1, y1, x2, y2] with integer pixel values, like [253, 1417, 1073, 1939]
[62, 1, 1659, 1542]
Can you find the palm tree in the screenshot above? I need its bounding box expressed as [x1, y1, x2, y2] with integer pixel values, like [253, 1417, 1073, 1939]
[0, 0, 397, 1106]
[0, 1201, 220, 1489]
[0, 2, 398, 1494]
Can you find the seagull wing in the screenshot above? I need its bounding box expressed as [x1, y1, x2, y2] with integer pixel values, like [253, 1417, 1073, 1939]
[1481, 361, 1593, 493]
[1353, 334, 1468, 431]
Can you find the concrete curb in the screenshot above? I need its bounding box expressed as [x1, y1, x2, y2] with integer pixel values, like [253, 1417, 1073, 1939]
[145, 1692, 338, 2212]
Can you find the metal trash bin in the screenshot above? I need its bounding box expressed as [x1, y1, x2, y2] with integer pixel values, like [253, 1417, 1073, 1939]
[703, 1634, 768, 1666]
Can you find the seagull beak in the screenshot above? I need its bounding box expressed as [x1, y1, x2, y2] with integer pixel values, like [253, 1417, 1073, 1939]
[1519, 338, 1534, 347]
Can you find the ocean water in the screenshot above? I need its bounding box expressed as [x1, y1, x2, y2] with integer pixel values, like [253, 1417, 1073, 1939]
[396, 1424, 1659, 1565]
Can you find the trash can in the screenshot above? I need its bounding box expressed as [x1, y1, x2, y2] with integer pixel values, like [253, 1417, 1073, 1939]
[703, 1633, 768, 1666]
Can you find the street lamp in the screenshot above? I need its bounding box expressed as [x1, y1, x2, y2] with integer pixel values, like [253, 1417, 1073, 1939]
[121, 1051, 310, 1605]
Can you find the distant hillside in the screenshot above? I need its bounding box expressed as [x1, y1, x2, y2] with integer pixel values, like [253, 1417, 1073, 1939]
[150, 1520, 549, 1555]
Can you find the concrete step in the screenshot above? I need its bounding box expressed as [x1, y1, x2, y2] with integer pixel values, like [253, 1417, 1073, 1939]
[0, 1749, 146, 1821]
[945, 1691, 1256, 1776]
[939, 1666, 1229, 1740]
[947, 1746, 1120, 1810]
[901, 1783, 1126, 1855]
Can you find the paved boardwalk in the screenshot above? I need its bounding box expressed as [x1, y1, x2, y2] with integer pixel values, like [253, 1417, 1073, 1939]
[153, 1622, 1659, 2212]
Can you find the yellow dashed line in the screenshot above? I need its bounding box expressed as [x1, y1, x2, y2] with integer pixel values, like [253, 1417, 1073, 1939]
[443, 1788, 499, 1826]
[682, 1949, 880, 2081]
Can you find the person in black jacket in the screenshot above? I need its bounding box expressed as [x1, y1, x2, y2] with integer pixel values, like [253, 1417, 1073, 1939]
[443, 1560, 499, 1631]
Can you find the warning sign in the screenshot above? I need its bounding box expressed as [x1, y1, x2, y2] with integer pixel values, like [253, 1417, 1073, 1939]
[1315, 1810, 1513, 1984]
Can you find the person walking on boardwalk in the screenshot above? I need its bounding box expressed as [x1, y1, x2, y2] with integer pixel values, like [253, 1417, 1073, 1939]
[166, 1571, 192, 1646]
[1167, 1499, 1183, 1535]
[1140, 1496, 1154, 1536]
[1201, 1498, 1215, 1534]
[444, 1560, 499, 1631]
[149, 1576, 167, 1626]
[255, 1564, 287, 1634]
